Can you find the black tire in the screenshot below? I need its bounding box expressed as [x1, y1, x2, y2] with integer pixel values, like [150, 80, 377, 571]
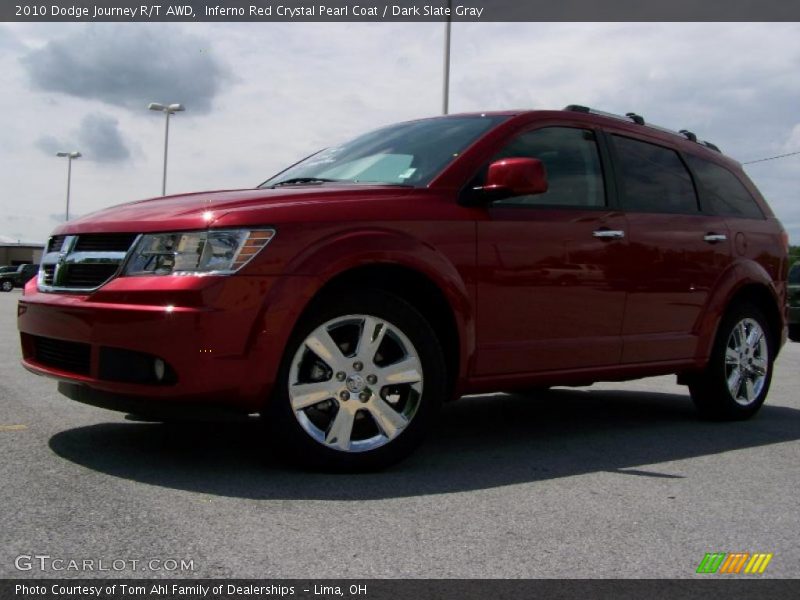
[689, 302, 775, 421]
[789, 324, 800, 343]
[0, 279, 13, 292]
[263, 289, 446, 471]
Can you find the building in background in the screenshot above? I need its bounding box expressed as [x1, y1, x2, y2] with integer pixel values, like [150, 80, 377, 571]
[0, 236, 44, 266]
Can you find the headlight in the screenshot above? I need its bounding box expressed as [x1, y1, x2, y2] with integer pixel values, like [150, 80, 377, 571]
[124, 229, 275, 276]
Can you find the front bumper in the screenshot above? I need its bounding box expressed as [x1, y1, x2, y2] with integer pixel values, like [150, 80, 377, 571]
[17, 274, 301, 414]
[56, 381, 250, 419]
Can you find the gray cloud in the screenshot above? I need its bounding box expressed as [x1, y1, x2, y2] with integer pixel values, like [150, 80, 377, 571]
[35, 113, 130, 163]
[0, 26, 23, 52]
[76, 114, 130, 162]
[21, 25, 228, 113]
[35, 134, 63, 156]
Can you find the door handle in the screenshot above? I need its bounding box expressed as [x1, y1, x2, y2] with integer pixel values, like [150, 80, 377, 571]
[592, 229, 625, 239]
[703, 233, 727, 243]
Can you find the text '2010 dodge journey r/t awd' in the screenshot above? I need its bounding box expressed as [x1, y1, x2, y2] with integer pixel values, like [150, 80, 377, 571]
[18, 106, 790, 470]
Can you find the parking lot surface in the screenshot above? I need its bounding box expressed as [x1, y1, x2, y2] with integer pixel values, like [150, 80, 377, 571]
[1, 289, 798, 578]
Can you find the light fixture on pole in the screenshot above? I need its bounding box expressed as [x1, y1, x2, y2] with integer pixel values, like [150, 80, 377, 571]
[148, 102, 185, 196]
[442, 0, 452, 115]
[56, 151, 81, 221]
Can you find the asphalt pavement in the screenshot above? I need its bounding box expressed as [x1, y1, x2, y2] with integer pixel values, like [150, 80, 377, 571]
[1, 288, 798, 578]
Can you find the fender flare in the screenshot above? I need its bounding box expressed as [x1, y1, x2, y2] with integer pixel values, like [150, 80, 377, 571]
[243, 227, 474, 404]
[695, 258, 783, 362]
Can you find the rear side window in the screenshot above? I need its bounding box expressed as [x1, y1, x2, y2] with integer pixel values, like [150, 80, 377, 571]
[612, 135, 699, 214]
[491, 127, 606, 208]
[684, 155, 764, 219]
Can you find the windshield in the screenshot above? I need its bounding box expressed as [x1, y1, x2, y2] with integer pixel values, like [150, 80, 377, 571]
[261, 115, 506, 188]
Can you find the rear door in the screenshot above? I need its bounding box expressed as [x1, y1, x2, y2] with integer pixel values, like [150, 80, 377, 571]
[475, 126, 628, 376]
[684, 154, 783, 283]
[607, 134, 733, 363]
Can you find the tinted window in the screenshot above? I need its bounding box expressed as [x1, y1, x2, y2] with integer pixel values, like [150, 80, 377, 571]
[612, 135, 698, 214]
[491, 127, 605, 207]
[685, 155, 764, 219]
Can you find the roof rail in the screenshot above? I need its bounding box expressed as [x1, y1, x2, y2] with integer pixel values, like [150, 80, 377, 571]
[625, 112, 645, 125]
[564, 105, 721, 153]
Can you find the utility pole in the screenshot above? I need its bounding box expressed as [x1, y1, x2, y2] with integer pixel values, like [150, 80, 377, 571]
[148, 103, 185, 195]
[443, 0, 452, 114]
[56, 151, 81, 221]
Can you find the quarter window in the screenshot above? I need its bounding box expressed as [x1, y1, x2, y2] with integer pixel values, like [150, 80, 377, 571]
[685, 155, 764, 219]
[491, 127, 606, 208]
[612, 135, 699, 214]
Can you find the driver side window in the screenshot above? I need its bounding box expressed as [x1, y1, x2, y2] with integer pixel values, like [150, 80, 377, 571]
[491, 127, 606, 208]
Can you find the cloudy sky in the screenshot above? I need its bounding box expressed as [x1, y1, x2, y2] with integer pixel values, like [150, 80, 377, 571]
[1, 22, 799, 243]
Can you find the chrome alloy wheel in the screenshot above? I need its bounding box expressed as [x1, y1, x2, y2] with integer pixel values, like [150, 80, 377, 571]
[724, 318, 768, 406]
[288, 314, 423, 453]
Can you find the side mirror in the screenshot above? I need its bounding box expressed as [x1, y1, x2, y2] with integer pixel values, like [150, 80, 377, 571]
[482, 157, 548, 200]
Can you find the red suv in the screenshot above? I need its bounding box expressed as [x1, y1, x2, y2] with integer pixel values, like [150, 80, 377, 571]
[18, 106, 789, 470]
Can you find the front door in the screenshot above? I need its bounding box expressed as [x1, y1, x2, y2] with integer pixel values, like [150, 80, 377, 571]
[475, 126, 628, 376]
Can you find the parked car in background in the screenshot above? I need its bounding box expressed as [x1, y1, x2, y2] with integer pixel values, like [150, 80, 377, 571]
[0, 266, 16, 292]
[1, 264, 39, 292]
[789, 261, 800, 342]
[18, 106, 790, 470]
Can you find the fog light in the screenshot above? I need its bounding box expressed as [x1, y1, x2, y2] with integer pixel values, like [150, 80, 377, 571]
[154, 358, 166, 382]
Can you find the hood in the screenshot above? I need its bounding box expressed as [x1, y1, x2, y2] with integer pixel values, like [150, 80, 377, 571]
[54, 184, 418, 234]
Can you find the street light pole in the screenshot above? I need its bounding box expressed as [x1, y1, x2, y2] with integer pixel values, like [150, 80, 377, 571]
[148, 102, 185, 196]
[56, 151, 81, 221]
[442, 0, 452, 115]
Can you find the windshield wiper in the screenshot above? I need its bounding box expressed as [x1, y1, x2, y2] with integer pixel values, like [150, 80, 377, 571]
[350, 180, 415, 187]
[270, 177, 339, 188]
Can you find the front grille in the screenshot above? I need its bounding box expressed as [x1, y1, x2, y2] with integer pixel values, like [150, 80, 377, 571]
[40, 233, 138, 292]
[74, 234, 137, 252]
[42, 264, 55, 285]
[32, 336, 91, 375]
[63, 263, 120, 288]
[47, 235, 67, 252]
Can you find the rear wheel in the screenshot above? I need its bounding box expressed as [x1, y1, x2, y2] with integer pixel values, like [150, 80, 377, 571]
[689, 303, 774, 420]
[264, 289, 446, 471]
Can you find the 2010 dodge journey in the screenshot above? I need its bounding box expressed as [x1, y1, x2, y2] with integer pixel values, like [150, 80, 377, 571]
[18, 106, 790, 470]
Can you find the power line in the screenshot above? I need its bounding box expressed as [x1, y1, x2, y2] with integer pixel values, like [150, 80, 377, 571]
[742, 150, 800, 165]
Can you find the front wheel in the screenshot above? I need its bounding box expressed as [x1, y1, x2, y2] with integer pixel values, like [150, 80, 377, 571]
[264, 289, 446, 471]
[0, 280, 13, 292]
[689, 303, 774, 420]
